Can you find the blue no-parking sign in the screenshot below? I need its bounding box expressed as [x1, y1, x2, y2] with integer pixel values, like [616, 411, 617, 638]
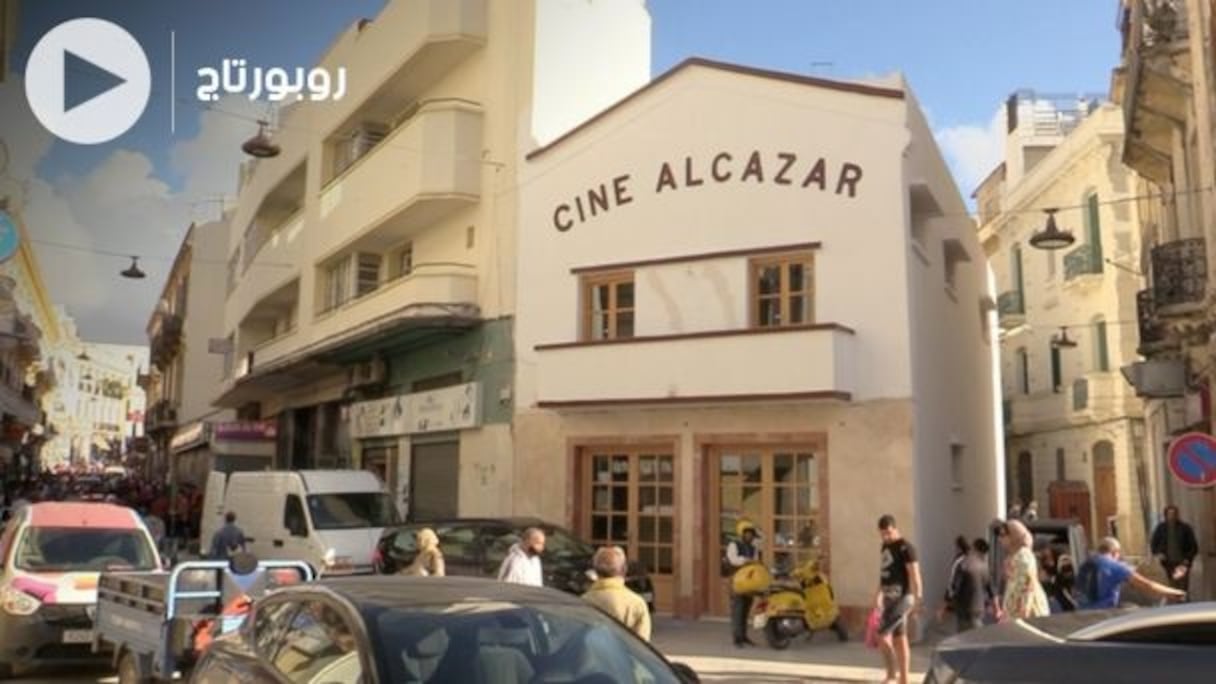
[1167, 432, 1216, 488]
[0, 211, 19, 265]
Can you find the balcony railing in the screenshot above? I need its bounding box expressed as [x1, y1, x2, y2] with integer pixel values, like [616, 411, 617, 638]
[997, 290, 1025, 329]
[1150, 238, 1206, 311]
[1136, 289, 1169, 348]
[1064, 242, 1103, 280]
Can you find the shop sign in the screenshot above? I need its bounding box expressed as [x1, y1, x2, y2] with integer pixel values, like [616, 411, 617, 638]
[170, 421, 209, 452]
[350, 382, 482, 439]
[214, 420, 277, 442]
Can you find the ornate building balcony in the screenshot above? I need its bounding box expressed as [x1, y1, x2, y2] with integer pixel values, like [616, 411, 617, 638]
[1149, 238, 1206, 316]
[1063, 242, 1104, 282]
[997, 290, 1025, 329]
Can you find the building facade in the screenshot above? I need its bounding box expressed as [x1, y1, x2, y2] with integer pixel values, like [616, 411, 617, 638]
[144, 220, 276, 486]
[1112, 0, 1216, 599]
[215, 0, 651, 517]
[514, 59, 1002, 620]
[976, 95, 1150, 551]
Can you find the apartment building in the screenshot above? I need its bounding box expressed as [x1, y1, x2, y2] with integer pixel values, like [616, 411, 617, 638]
[215, 0, 651, 518]
[144, 220, 275, 486]
[976, 94, 1150, 551]
[514, 59, 1002, 619]
[1111, 0, 1216, 599]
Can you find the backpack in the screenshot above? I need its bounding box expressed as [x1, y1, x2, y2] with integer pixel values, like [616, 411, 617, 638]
[1074, 556, 1101, 607]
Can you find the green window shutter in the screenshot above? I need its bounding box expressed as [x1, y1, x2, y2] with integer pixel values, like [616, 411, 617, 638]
[1095, 321, 1110, 372]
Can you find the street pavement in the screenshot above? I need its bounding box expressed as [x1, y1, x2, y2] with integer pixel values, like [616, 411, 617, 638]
[653, 617, 933, 683]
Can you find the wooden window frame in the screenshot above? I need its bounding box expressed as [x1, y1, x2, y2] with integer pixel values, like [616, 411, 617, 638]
[581, 271, 635, 341]
[749, 252, 815, 329]
[579, 447, 677, 578]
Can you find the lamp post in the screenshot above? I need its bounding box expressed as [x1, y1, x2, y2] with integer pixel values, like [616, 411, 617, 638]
[1028, 208, 1076, 251]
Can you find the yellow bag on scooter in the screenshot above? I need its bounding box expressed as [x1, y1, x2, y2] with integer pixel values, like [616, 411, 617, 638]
[802, 573, 840, 630]
[731, 562, 772, 595]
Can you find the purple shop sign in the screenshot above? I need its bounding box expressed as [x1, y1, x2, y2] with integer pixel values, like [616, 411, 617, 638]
[213, 420, 277, 442]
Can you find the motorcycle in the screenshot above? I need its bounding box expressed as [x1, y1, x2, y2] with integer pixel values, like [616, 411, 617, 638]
[751, 558, 848, 649]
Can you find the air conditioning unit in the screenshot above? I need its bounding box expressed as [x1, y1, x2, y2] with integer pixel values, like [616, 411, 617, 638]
[348, 358, 387, 389]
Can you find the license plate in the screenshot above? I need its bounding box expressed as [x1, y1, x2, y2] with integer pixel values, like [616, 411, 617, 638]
[62, 630, 92, 644]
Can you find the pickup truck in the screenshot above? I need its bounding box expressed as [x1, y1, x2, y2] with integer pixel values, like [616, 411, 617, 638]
[93, 558, 313, 683]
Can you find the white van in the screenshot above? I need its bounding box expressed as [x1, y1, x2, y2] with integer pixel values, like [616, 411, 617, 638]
[200, 470, 395, 575]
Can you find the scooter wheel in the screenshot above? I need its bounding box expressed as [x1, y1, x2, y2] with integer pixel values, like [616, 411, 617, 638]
[764, 620, 792, 650]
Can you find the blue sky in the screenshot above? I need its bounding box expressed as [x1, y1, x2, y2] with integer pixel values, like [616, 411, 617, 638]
[4, 0, 1123, 343]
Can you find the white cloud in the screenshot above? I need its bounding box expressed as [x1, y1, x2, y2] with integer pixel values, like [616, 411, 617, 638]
[0, 80, 253, 344]
[935, 108, 1006, 197]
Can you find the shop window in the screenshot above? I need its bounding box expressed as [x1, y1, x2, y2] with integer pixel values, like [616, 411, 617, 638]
[751, 253, 813, 328]
[582, 273, 635, 341]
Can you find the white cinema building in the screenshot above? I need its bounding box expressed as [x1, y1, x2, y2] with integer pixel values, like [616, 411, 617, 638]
[512, 59, 1003, 622]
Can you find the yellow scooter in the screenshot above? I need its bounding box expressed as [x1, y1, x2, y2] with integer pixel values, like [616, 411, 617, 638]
[752, 559, 848, 649]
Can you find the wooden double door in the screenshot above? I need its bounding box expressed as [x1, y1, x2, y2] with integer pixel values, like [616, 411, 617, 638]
[706, 445, 824, 616]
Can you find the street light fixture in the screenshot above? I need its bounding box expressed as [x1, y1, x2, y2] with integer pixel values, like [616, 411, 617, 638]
[1051, 327, 1078, 349]
[241, 120, 281, 158]
[1028, 208, 1076, 251]
[121, 256, 146, 279]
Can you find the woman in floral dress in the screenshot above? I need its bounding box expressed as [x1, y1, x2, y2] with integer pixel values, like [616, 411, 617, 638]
[996, 519, 1049, 621]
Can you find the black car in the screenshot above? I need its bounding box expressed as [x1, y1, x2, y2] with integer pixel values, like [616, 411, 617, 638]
[191, 576, 698, 683]
[375, 517, 656, 610]
[927, 602, 1216, 683]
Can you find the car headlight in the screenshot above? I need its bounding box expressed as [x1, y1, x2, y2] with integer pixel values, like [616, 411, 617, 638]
[1, 586, 41, 616]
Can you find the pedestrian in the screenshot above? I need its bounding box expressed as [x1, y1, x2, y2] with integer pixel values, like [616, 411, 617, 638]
[1038, 546, 1076, 612]
[939, 538, 993, 632]
[497, 527, 545, 587]
[994, 520, 1049, 621]
[1007, 499, 1023, 521]
[401, 528, 445, 577]
[208, 512, 247, 560]
[582, 546, 651, 641]
[1023, 500, 1039, 522]
[874, 515, 921, 684]
[1076, 537, 1185, 609]
[725, 520, 761, 647]
[1149, 505, 1198, 594]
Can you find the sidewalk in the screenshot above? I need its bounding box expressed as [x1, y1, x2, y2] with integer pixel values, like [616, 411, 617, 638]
[652, 618, 932, 683]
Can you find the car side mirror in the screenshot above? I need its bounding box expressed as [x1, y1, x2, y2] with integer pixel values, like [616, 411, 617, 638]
[671, 662, 699, 683]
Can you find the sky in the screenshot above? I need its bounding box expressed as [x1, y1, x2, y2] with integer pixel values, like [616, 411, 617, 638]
[0, 0, 1122, 345]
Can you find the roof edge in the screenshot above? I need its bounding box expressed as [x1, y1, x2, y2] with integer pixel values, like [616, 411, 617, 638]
[525, 57, 906, 161]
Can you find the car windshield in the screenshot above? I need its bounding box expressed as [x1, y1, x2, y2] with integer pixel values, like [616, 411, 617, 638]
[540, 526, 595, 559]
[307, 493, 397, 530]
[372, 601, 680, 683]
[14, 527, 157, 572]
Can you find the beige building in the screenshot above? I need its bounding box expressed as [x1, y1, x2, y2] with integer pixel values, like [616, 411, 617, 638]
[145, 220, 275, 486]
[514, 59, 1002, 620]
[1111, 0, 1216, 599]
[976, 94, 1150, 551]
[215, 0, 651, 517]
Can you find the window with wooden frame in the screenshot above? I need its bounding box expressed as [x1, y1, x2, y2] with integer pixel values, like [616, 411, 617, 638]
[751, 252, 814, 328]
[582, 272, 635, 341]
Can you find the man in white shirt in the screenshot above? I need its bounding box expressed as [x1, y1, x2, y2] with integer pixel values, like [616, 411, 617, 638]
[497, 527, 546, 587]
[726, 521, 761, 647]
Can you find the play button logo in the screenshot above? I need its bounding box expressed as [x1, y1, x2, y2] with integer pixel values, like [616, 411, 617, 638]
[24, 18, 151, 145]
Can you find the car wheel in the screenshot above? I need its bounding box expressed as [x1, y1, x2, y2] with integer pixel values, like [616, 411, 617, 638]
[118, 650, 148, 684]
[764, 620, 791, 650]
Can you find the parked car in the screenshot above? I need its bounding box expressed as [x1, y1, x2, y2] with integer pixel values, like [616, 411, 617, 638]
[191, 576, 699, 683]
[200, 470, 397, 575]
[375, 518, 656, 610]
[0, 502, 162, 678]
[926, 601, 1216, 683]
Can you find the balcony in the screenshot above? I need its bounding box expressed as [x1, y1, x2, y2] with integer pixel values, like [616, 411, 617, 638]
[1150, 238, 1206, 315]
[1063, 242, 1103, 282]
[149, 313, 184, 370]
[1118, 0, 1191, 183]
[533, 324, 856, 407]
[1007, 372, 1141, 435]
[317, 101, 483, 259]
[144, 400, 179, 435]
[997, 290, 1025, 329]
[257, 265, 479, 370]
[1136, 288, 1173, 353]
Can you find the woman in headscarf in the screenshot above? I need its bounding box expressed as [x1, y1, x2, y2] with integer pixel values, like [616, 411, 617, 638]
[996, 519, 1048, 621]
[402, 528, 445, 577]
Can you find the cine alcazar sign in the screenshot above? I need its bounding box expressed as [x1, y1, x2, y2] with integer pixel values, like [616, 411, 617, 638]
[550, 149, 865, 232]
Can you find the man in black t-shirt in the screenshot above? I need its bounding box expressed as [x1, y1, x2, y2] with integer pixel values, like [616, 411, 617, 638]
[874, 514, 922, 684]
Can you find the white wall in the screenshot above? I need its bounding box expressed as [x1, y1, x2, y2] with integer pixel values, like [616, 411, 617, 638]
[517, 65, 916, 408]
[182, 221, 234, 424]
[531, 0, 651, 146]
